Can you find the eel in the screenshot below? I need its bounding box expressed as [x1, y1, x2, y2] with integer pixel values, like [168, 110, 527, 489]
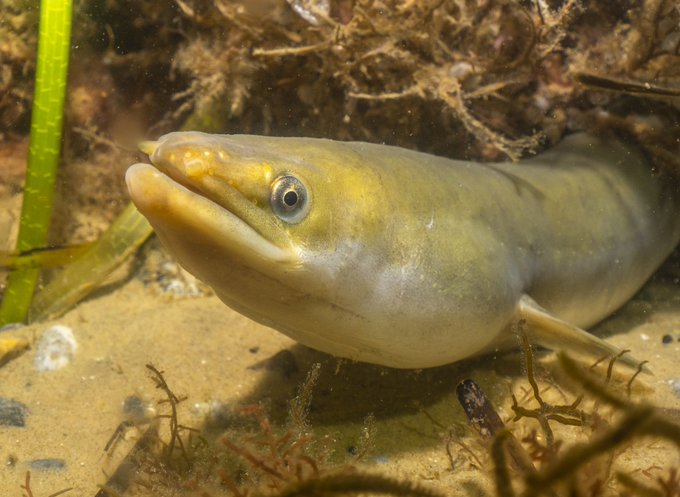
[125, 132, 680, 369]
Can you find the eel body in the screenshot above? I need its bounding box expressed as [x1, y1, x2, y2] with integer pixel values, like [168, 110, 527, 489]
[126, 132, 680, 368]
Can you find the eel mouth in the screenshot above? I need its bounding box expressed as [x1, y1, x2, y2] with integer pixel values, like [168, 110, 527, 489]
[126, 135, 297, 265]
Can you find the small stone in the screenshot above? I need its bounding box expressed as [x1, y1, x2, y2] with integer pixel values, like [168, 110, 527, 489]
[194, 400, 238, 429]
[34, 325, 77, 372]
[672, 379, 680, 398]
[29, 459, 66, 471]
[0, 398, 27, 427]
[662, 334, 673, 344]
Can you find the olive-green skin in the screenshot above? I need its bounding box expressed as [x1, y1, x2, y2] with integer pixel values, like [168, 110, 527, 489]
[127, 133, 680, 368]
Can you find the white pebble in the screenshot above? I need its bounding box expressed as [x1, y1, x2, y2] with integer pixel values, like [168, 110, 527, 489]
[34, 325, 78, 372]
[671, 379, 680, 397]
[287, 0, 329, 25]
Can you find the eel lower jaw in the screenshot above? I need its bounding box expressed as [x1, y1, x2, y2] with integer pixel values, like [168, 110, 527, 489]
[125, 163, 298, 267]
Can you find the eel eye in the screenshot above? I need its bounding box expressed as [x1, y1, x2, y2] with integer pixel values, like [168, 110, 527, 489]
[270, 175, 310, 223]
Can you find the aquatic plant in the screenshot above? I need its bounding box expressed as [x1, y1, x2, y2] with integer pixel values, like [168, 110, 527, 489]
[456, 331, 680, 497]
[96, 362, 435, 497]
[90, 329, 680, 497]
[161, 0, 680, 166]
[0, 1, 152, 325]
[511, 352, 679, 497]
[0, 244, 91, 272]
[19, 471, 72, 497]
[0, 0, 73, 325]
[27, 203, 152, 322]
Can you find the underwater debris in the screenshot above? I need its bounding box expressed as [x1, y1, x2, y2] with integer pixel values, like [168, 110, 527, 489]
[509, 333, 588, 448]
[154, 0, 680, 166]
[454, 327, 680, 497]
[33, 325, 77, 372]
[100, 362, 406, 497]
[216, 404, 442, 497]
[456, 378, 537, 480]
[19, 471, 72, 497]
[502, 353, 680, 497]
[94, 337, 680, 497]
[144, 363, 193, 465]
[220, 403, 324, 493]
[289, 362, 321, 433]
[29, 459, 66, 471]
[558, 353, 680, 448]
[5, 0, 679, 164]
[574, 73, 680, 98]
[352, 413, 377, 462]
[103, 396, 156, 456]
[97, 364, 197, 496]
[0, 397, 27, 427]
[97, 419, 160, 497]
[518, 404, 655, 495]
[457, 379, 506, 440]
[0, 336, 29, 368]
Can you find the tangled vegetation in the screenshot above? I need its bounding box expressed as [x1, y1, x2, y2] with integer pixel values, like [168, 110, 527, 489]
[80, 332, 680, 497]
[458, 332, 680, 497]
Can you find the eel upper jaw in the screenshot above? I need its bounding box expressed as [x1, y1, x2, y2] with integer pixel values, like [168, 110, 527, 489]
[145, 137, 297, 254]
[125, 163, 298, 267]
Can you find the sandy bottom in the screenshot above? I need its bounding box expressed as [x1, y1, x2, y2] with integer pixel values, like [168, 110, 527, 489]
[0, 248, 679, 497]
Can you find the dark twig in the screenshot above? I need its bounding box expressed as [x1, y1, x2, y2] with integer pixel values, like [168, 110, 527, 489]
[145, 363, 190, 464]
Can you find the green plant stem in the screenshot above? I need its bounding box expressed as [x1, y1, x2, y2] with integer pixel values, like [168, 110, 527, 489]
[0, 0, 73, 325]
[28, 203, 153, 322]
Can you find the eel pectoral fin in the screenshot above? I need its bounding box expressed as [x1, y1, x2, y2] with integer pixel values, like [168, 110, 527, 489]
[517, 295, 647, 372]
